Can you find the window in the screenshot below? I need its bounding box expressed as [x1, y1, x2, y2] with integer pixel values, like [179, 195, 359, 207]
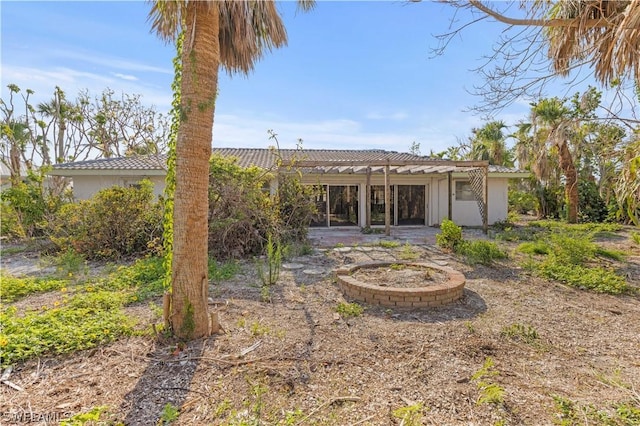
[455, 180, 475, 201]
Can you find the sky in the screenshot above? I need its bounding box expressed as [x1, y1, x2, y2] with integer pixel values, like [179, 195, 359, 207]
[0, 1, 609, 154]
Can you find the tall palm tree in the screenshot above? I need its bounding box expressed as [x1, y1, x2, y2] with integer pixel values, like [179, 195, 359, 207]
[531, 97, 581, 222]
[148, 1, 314, 339]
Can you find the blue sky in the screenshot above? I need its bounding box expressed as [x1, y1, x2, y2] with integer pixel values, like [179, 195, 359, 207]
[0, 1, 605, 153]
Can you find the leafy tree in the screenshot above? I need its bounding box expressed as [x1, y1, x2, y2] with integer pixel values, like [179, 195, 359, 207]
[148, 0, 315, 339]
[0, 84, 169, 184]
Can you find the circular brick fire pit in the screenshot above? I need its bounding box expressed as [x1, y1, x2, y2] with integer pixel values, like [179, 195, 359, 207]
[335, 261, 465, 308]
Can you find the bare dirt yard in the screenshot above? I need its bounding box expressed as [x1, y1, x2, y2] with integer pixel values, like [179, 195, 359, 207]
[1, 226, 639, 425]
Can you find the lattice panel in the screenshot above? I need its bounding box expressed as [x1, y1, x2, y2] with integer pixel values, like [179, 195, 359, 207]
[467, 167, 486, 221]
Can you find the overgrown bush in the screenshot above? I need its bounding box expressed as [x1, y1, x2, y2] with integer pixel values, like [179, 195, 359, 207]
[509, 189, 537, 215]
[436, 219, 463, 251]
[207, 154, 317, 260]
[274, 172, 317, 243]
[578, 180, 608, 223]
[0, 201, 25, 240]
[0, 172, 67, 239]
[208, 154, 273, 259]
[49, 180, 163, 259]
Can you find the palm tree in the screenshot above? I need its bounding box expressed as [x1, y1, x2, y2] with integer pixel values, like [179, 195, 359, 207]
[468, 0, 640, 87]
[148, 1, 314, 339]
[531, 98, 581, 222]
[37, 87, 76, 165]
[468, 120, 514, 166]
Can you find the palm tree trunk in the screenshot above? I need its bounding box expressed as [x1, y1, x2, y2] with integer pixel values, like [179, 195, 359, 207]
[558, 141, 578, 223]
[171, 1, 219, 339]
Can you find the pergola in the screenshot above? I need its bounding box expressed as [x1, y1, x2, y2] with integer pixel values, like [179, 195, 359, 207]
[280, 159, 491, 235]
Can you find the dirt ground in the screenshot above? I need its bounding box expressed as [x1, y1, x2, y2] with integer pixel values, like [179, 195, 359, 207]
[1, 227, 639, 426]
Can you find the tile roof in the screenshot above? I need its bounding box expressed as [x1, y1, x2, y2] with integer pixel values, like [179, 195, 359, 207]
[51, 149, 435, 171]
[51, 148, 527, 175]
[52, 155, 168, 171]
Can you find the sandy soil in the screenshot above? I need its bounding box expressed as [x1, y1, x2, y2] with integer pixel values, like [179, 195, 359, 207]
[1, 229, 639, 425]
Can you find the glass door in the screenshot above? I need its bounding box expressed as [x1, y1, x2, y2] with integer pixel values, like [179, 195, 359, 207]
[329, 185, 359, 226]
[397, 185, 425, 225]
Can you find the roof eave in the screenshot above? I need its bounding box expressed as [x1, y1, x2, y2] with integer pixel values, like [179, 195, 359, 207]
[48, 169, 166, 177]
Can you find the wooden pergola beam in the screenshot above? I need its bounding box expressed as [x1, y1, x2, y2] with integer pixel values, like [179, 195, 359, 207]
[280, 159, 489, 168]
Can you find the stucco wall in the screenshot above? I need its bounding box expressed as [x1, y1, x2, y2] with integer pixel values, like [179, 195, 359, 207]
[68, 172, 510, 227]
[71, 175, 166, 200]
[432, 177, 509, 227]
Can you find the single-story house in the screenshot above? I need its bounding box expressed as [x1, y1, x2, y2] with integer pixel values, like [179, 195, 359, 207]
[49, 148, 529, 229]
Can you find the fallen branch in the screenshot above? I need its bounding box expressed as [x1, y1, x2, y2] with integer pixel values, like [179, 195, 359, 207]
[1, 366, 24, 392]
[295, 396, 361, 425]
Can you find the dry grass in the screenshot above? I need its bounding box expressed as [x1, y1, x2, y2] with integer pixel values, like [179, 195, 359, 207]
[1, 234, 639, 425]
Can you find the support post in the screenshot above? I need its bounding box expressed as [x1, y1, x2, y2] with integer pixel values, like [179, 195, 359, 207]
[447, 172, 453, 221]
[384, 162, 390, 236]
[483, 165, 489, 234]
[365, 167, 371, 227]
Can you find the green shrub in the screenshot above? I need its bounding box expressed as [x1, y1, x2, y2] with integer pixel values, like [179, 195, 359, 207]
[631, 231, 640, 245]
[208, 154, 272, 259]
[49, 180, 163, 260]
[207, 154, 318, 260]
[0, 201, 25, 240]
[1, 173, 66, 238]
[458, 240, 507, 265]
[578, 180, 608, 223]
[436, 219, 463, 251]
[274, 172, 318, 243]
[509, 189, 537, 214]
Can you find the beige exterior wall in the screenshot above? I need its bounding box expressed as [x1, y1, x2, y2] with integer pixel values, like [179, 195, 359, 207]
[71, 175, 166, 200]
[67, 171, 510, 227]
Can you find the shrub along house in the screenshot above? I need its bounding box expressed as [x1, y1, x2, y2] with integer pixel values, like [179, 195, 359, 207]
[49, 148, 528, 231]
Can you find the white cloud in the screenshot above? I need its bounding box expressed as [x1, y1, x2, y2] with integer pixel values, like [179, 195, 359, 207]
[112, 73, 139, 81]
[50, 49, 173, 75]
[1, 65, 172, 111]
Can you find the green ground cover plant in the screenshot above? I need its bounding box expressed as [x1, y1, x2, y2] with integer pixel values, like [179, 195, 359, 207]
[458, 240, 507, 265]
[553, 395, 640, 426]
[515, 226, 630, 295]
[208, 258, 240, 283]
[335, 302, 364, 318]
[471, 357, 505, 406]
[378, 240, 400, 249]
[0, 257, 165, 367]
[1, 274, 68, 302]
[500, 323, 539, 344]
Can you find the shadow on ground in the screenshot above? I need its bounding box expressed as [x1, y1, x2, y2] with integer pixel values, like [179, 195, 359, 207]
[120, 338, 211, 426]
